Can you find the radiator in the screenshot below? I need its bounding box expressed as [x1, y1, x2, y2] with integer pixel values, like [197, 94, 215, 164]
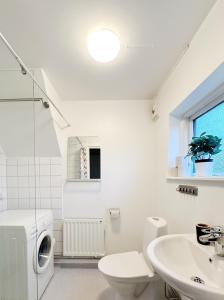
[63, 218, 105, 257]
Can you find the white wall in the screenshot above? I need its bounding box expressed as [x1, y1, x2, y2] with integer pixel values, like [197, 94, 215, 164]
[0, 70, 60, 157]
[55, 100, 155, 254]
[154, 0, 224, 233]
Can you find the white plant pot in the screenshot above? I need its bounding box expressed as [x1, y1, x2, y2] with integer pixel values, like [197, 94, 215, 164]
[195, 160, 213, 177]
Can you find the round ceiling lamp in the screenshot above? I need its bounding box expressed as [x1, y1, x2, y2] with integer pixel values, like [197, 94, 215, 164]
[87, 29, 120, 63]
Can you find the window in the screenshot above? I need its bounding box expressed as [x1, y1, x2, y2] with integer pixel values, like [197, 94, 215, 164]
[89, 148, 101, 179]
[193, 101, 224, 175]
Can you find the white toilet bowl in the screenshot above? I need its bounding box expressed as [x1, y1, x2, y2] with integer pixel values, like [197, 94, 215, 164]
[98, 251, 154, 299]
[98, 217, 167, 299]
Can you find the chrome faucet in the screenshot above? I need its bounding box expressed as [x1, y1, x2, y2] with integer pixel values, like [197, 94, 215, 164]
[199, 226, 224, 257]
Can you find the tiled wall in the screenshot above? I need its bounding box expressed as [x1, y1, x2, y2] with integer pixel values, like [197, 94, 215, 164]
[6, 157, 63, 255]
[0, 153, 7, 212]
[53, 220, 63, 255]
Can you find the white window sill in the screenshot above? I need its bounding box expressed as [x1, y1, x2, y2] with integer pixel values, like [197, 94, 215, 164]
[66, 179, 101, 182]
[167, 176, 224, 182]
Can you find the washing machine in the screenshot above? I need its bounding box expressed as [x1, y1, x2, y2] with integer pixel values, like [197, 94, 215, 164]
[0, 209, 54, 300]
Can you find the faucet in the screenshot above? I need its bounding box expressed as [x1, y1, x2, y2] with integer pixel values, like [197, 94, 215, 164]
[199, 226, 224, 257]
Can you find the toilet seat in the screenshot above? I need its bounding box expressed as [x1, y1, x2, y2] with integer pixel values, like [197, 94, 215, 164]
[98, 251, 154, 282]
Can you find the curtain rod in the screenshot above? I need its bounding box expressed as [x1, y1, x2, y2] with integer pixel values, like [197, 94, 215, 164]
[0, 32, 70, 129]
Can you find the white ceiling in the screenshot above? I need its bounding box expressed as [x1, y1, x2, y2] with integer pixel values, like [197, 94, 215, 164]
[0, 0, 216, 100]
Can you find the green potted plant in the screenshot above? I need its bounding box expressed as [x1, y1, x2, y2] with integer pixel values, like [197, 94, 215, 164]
[186, 132, 222, 176]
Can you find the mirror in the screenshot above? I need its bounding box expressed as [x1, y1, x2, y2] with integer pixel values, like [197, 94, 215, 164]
[67, 136, 101, 181]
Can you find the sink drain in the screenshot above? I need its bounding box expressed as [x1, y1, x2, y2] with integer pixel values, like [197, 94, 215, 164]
[191, 276, 205, 284]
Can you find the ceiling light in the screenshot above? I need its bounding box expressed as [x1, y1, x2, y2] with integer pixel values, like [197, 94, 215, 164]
[87, 29, 120, 63]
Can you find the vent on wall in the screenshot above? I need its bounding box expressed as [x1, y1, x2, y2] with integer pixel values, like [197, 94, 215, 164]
[152, 103, 159, 121]
[63, 218, 105, 257]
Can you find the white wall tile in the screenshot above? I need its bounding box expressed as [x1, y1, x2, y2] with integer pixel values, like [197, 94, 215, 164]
[7, 198, 18, 209]
[51, 165, 62, 176]
[28, 188, 36, 198]
[28, 157, 35, 165]
[29, 198, 36, 209]
[7, 165, 17, 176]
[51, 198, 62, 209]
[40, 165, 51, 176]
[0, 166, 6, 176]
[7, 187, 18, 198]
[54, 241, 63, 255]
[51, 157, 62, 165]
[18, 177, 29, 187]
[19, 198, 29, 209]
[35, 165, 40, 176]
[2, 200, 7, 210]
[54, 230, 63, 242]
[6, 156, 62, 219]
[1, 177, 6, 188]
[40, 187, 51, 198]
[2, 188, 7, 198]
[18, 165, 28, 176]
[18, 187, 29, 198]
[7, 158, 17, 165]
[39, 176, 50, 187]
[7, 177, 18, 187]
[29, 176, 36, 187]
[41, 198, 51, 208]
[35, 188, 41, 198]
[28, 165, 35, 176]
[51, 187, 62, 198]
[52, 209, 62, 220]
[40, 157, 51, 165]
[51, 176, 62, 187]
[18, 158, 29, 165]
[35, 198, 41, 208]
[53, 220, 63, 231]
[0, 153, 8, 212]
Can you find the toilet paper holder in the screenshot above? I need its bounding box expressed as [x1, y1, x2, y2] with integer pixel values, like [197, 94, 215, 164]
[109, 208, 120, 219]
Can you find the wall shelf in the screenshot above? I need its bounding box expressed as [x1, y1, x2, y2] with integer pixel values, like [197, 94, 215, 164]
[167, 176, 224, 182]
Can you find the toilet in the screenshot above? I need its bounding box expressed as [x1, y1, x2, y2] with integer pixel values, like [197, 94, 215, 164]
[98, 217, 167, 299]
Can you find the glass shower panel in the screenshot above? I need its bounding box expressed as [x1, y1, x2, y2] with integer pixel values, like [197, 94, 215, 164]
[0, 36, 38, 300]
[32, 72, 63, 294]
[0, 34, 63, 300]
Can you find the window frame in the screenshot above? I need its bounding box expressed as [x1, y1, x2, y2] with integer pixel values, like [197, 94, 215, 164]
[189, 95, 224, 121]
[187, 97, 224, 177]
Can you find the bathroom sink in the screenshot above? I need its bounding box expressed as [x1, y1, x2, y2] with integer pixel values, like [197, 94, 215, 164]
[147, 234, 224, 300]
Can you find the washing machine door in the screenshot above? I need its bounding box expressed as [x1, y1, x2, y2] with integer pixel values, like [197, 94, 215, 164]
[33, 230, 53, 274]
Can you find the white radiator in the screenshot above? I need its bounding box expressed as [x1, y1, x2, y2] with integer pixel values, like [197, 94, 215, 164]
[63, 218, 105, 257]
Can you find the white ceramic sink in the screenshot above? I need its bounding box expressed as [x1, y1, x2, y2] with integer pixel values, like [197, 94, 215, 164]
[148, 234, 224, 300]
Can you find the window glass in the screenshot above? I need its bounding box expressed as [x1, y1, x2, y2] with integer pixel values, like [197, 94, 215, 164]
[193, 101, 224, 175]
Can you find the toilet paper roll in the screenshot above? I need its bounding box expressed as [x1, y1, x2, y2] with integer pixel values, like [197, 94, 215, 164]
[109, 208, 120, 219]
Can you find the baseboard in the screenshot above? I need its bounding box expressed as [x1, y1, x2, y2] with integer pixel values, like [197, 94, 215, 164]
[54, 256, 100, 268]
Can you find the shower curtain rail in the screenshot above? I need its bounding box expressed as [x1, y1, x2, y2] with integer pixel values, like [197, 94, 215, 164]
[0, 32, 70, 129]
[0, 97, 42, 102]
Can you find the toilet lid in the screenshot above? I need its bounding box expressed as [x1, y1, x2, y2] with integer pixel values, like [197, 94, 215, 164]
[98, 251, 154, 279]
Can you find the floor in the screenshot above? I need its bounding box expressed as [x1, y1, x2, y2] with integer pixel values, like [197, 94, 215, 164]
[42, 266, 166, 300]
[42, 266, 115, 300]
